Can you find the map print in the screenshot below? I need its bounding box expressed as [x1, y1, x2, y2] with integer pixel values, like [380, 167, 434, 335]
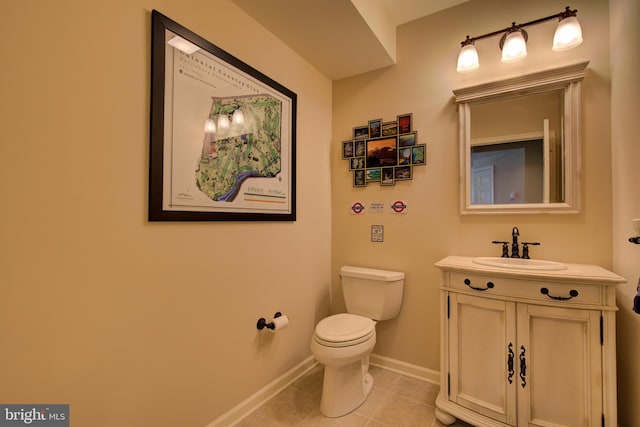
[196, 94, 282, 202]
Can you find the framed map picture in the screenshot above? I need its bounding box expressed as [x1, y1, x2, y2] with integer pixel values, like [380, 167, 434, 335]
[149, 10, 297, 221]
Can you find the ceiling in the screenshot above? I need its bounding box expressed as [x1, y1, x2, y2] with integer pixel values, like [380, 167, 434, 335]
[232, 0, 469, 80]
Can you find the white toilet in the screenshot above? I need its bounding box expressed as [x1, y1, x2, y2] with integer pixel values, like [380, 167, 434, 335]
[310, 265, 405, 417]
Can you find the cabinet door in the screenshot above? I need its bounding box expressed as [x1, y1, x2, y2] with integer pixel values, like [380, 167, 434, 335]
[516, 304, 602, 427]
[449, 293, 517, 424]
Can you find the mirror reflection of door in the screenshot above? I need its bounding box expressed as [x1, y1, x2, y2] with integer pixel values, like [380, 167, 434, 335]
[471, 138, 544, 204]
[471, 165, 494, 204]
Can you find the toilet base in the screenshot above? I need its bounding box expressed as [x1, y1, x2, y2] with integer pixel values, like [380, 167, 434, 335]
[320, 355, 373, 417]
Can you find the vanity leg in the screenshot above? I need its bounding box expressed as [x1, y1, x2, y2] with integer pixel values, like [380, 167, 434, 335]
[435, 408, 456, 425]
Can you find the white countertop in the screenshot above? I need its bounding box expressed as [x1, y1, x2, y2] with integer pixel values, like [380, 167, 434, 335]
[435, 256, 626, 286]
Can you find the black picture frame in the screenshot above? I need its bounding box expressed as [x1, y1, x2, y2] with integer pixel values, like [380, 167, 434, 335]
[366, 136, 398, 168]
[397, 113, 412, 134]
[342, 140, 354, 159]
[353, 126, 369, 140]
[381, 121, 398, 136]
[149, 10, 297, 221]
[368, 119, 382, 139]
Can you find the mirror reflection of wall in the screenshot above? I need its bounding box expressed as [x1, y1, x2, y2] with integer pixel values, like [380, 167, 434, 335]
[469, 89, 564, 205]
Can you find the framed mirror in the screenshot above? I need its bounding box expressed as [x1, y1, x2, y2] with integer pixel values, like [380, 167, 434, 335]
[453, 61, 588, 214]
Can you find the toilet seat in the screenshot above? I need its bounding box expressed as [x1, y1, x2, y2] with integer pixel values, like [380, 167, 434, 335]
[314, 313, 375, 348]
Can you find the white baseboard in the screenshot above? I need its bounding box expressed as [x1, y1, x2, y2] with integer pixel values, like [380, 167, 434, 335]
[206, 355, 318, 427]
[370, 353, 440, 385]
[206, 353, 440, 426]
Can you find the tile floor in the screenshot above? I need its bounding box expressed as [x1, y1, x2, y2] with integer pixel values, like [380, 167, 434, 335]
[235, 364, 473, 427]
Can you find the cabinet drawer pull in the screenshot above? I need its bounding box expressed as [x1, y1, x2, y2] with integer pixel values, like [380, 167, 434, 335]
[464, 278, 495, 291]
[540, 287, 579, 300]
[519, 345, 527, 388]
[507, 343, 515, 384]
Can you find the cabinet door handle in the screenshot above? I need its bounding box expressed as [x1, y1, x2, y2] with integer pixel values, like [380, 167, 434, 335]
[519, 345, 527, 388]
[464, 278, 495, 291]
[540, 287, 579, 300]
[507, 343, 515, 384]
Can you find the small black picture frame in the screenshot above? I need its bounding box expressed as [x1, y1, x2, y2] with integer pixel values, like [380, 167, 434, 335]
[353, 126, 369, 140]
[342, 140, 354, 159]
[381, 121, 398, 136]
[394, 165, 412, 181]
[366, 168, 382, 182]
[350, 157, 365, 170]
[412, 145, 426, 165]
[398, 132, 417, 147]
[381, 167, 395, 186]
[397, 113, 412, 134]
[368, 119, 382, 139]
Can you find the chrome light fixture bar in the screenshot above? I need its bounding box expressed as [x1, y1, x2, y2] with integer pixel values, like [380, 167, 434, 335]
[457, 6, 583, 73]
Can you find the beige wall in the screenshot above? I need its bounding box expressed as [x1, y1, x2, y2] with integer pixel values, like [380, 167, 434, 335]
[2, 0, 638, 425]
[332, 0, 612, 373]
[0, 1, 332, 426]
[610, 0, 640, 425]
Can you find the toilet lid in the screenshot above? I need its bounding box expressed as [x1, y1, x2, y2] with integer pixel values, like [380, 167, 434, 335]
[315, 313, 375, 344]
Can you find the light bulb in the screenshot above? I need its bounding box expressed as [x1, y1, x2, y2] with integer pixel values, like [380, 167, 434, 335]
[232, 109, 245, 125]
[217, 115, 230, 130]
[501, 30, 527, 63]
[204, 118, 216, 133]
[457, 43, 479, 73]
[553, 16, 583, 51]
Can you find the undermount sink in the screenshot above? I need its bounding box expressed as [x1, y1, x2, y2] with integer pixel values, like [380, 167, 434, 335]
[472, 256, 567, 271]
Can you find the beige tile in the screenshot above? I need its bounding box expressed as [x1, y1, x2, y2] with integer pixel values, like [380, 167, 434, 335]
[299, 409, 369, 426]
[369, 366, 401, 390]
[291, 365, 324, 393]
[392, 375, 440, 407]
[371, 396, 436, 427]
[236, 364, 447, 427]
[364, 419, 394, 427]
[353, 385, 394, 418]
[239, 386, 318, 426]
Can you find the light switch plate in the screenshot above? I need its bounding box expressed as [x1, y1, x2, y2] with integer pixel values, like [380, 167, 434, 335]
[371, 225, 384, 242]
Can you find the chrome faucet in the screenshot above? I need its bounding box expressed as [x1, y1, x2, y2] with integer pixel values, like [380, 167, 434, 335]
[511, 227, 520, 258]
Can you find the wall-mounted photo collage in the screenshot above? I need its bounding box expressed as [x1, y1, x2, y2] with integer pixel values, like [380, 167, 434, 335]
[342, 113, 426, 187]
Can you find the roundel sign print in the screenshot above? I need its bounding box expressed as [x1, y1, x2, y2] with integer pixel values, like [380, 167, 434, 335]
[391, 200, 407, 214]
[351, 202, 365, 214]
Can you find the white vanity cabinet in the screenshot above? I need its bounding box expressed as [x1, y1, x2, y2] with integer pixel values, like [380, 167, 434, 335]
[435, 256, 625, 427]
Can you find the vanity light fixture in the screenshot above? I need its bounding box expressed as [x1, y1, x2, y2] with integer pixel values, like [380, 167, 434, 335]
[456, 6, 583, 73]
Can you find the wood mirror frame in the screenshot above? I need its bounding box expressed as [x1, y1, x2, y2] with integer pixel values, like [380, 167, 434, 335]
[453, 61, 589, 214]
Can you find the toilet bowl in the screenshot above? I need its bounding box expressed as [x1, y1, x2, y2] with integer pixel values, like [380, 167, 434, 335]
[311, 313, 377, 417]
[310, 266, 404, 418]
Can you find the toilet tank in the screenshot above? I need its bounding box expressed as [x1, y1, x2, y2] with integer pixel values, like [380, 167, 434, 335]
[340, 266, 405, 321]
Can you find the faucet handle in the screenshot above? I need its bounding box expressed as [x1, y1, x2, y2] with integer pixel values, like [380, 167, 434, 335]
[521, 242, 540, 259]
[492, 241, 510, 257]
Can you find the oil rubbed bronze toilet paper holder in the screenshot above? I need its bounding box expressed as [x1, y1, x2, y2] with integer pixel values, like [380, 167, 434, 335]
[256, 312, 282, 330]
